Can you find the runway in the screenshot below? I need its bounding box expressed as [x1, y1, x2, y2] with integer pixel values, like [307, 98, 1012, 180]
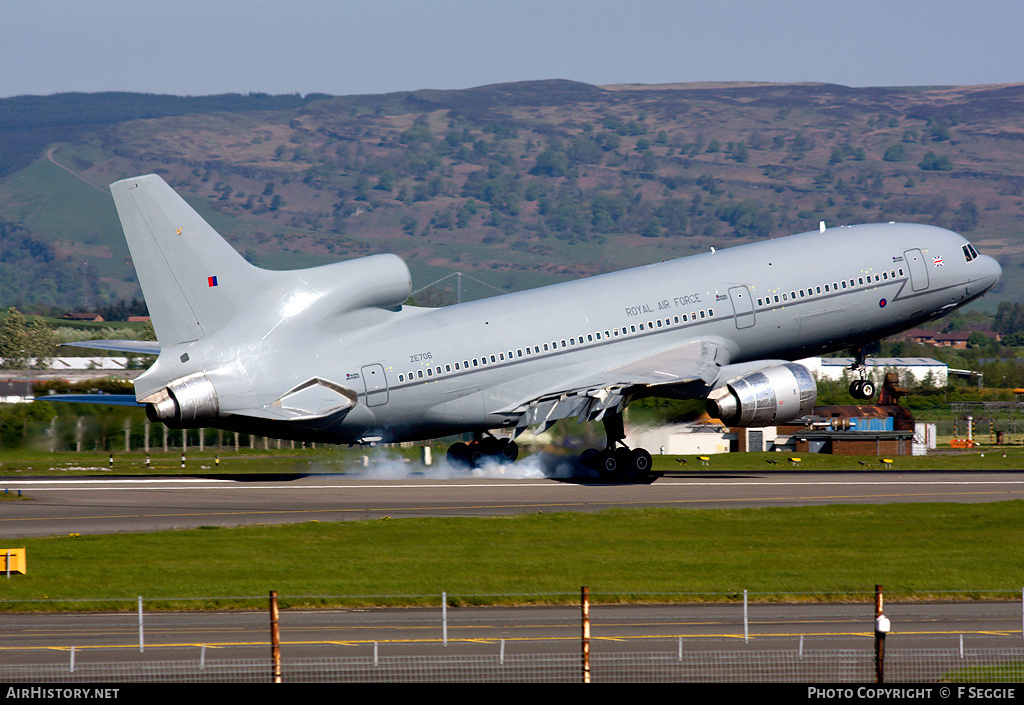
[3, 468, 1024, 539]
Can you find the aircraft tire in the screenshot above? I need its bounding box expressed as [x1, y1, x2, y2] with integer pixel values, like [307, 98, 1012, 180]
[497, 439, 519, 463]
[850, 380, 865, 399]
[580, 448, 600, 470]
[595, 449, 620, 477]
[859, 380, 875, 399]
[447, 442, 471, 467]
[630, 447, 653, 474]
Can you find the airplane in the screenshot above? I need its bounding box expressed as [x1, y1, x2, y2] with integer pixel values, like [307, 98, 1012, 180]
[49, 174, 1001, 479]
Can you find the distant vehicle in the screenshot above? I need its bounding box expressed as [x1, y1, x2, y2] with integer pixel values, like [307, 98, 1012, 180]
[52, 175, 1001, 479]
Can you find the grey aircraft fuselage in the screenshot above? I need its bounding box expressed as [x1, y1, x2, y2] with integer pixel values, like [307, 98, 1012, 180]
[211, 223, 997, 444]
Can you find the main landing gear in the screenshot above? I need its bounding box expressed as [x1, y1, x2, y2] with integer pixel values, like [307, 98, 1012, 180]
[446, 433, 519, 468]
[848, 345, 876, 401]
[578, 412, 656, 482]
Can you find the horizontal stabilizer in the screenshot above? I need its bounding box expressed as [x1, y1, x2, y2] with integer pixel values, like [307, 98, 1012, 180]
[37, 394, 143, 407]
[60, 340, 161, 355]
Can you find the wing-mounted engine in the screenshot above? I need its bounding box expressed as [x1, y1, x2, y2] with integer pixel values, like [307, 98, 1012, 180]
[706, 362, 816, 427]
[141, 372, 219, 428]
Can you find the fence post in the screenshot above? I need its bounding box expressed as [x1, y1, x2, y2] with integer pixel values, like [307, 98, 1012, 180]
[581, 586, 590, 684]
[743, 589, 749, 642]
[138, 596, 144, 652]
[442, 592, 448, 646]
[270, 590, 281, 683]
[874, 584, 890, 683]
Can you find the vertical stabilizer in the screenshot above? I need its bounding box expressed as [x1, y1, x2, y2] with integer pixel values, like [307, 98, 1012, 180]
[111, 175, 265, 345]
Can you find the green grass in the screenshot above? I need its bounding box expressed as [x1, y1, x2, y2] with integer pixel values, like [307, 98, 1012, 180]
[3, 444, 1024, 476]
[3, 501, 1023, 611]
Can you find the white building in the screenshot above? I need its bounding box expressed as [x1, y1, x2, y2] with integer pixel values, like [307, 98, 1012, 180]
[797, 357, 947, 387]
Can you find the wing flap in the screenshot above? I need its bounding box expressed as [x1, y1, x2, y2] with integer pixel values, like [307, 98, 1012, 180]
[506, 339, 727, 434]
[60, 340, 161, 355]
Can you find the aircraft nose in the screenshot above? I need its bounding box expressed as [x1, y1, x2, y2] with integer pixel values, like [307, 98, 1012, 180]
[972, 254, 1002, 296]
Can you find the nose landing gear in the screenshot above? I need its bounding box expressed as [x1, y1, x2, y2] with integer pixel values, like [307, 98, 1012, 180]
[848, 345, 877, 401]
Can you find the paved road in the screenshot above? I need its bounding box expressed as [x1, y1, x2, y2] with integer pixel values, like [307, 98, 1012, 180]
[2, 601, 1021, 665]
[3, 469, 1024, 539]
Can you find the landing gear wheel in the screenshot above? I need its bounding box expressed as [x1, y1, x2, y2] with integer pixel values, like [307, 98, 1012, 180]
[497, 438, 519, 463]
[630, 448, 653, 474]
[447, 442, 471, 467]
[850, 379, 875, 400]
[859, 379, 875, 399]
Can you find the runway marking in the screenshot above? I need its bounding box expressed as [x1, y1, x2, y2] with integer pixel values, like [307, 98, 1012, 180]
[5, 628, 1019, 652]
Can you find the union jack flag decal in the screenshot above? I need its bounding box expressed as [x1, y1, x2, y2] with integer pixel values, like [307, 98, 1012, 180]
[932, 257, 944, 267]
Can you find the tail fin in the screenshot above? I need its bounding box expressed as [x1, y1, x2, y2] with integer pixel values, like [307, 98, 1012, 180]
[111, 175, 265, 346]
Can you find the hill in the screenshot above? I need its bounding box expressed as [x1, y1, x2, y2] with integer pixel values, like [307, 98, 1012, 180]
[1, 80, 1023, 310]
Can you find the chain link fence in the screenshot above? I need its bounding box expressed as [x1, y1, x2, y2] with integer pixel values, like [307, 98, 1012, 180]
[1, 649, 1023, 683]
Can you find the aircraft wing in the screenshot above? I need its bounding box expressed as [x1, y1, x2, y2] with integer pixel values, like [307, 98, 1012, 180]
[36, 394, 143, 407]
[60, 340, 161, 355]
[504, 339, 726, 434]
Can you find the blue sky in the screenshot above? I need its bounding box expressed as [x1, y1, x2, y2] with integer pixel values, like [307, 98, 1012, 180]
[4, 1, 1023, 98]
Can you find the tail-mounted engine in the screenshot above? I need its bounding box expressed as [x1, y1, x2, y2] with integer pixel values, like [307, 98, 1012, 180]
[706, 362, 816, 427]
[142, 372, 219, 428]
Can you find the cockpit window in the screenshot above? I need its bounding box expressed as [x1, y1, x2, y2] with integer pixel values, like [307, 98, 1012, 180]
[963, 244, 978, 262]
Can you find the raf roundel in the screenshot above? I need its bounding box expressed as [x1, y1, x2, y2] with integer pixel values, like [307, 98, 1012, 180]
[879, 298, 887, 308]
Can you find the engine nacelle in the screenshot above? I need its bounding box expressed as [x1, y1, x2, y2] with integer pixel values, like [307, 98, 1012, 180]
[706, 362, 816, 427]
[143, 372, 220, 428]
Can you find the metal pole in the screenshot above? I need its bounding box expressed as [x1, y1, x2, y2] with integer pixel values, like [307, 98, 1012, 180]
[743, 589, 749, 642]
[581, 586, 591, 683]
[138, 596, 144, 652]
[270, 590, 281, 683]
[442, 592, 448, 646]
[875, 584, 887, 684]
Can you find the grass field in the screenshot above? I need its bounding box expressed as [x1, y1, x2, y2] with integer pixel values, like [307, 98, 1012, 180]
[2, 501, 1022, 611]
[2, 443, 1024, 476]
[1, 447, 1023, 611]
